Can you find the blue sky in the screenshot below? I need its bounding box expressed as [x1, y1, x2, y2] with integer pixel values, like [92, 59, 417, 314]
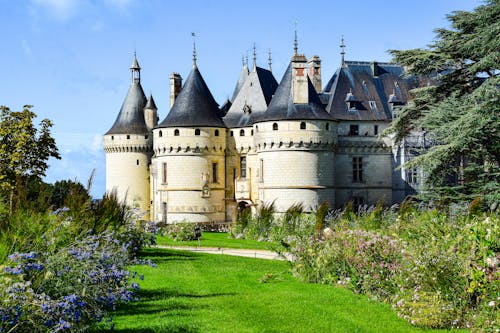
[1, 0, 482, 197]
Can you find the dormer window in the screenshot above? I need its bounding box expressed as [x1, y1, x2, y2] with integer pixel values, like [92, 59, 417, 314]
[345, 89, 357, 110]
[243, 104, 252, 115]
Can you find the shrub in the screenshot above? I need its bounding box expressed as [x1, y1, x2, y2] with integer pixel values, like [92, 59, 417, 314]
[0, 232, 145, 332]
[292, 228, 404, 301]
[165, 222, 199, 241]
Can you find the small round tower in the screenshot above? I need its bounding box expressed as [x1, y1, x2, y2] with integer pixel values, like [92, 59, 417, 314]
[103, 54, 152, 216]
[254, 54, 337, 212]
[152, 59, 227, 224]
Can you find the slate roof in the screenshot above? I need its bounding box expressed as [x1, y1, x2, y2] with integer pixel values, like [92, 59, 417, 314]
[223, 66, 278, 128]
[145, 93, 157, 109]
[158, 66, 226, 128]
[323, 61, 423, 121]
[255, 63, 332, 123]
[105, 82, 148, 135]
[231, 64, 249, 102]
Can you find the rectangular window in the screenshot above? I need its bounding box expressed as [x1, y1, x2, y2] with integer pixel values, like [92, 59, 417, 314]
[240, 156, 247, 178]
[212, 162, 218, 183]
[259, 159, 264, 182]
[349, 124, 359, 136]
[406, 168, 419, 185]
[352, 157, 363, 182]
[162, 162, 167, 184]
[374, 125, 379, 135]
[162, 202, 167, 223]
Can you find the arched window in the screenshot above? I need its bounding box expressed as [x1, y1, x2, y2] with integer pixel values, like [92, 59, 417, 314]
[230, 131, 234, 137]
[255, 126, 259, 132]
[214, 129, 219, 137]
[300, 122, 306, 130]
[251, 130, 254, 136]
[272, 123, 278, 131]
[159, 131, 163, 137]
[174, 129, 180, 136]
[240, 129, 245, 136]
[111, 136, 114, 140]
[326, 123, 330, 131]
[126, 135, 130, 139]
[195, 129, 201, 136]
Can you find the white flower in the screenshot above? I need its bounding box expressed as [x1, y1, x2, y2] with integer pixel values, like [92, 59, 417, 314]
[488, 301, 496, 307]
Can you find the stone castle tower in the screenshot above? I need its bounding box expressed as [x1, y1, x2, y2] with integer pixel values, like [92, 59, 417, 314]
[104, 42, 428, 224]
[103, 54, 156, 215]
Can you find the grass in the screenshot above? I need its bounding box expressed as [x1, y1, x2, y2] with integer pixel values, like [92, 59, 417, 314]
[91, 248, 465, 333]
[156, 231, 275, 250]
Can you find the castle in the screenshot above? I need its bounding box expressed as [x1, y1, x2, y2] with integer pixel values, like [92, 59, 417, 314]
[103, 41, 430, 224]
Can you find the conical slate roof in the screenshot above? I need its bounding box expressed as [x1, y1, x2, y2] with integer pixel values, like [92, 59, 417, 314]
[256, 63, 332, 123]
[145, 93, 157, 109]
[158, 66, 226, 128]
[223, 66, 278, 128]
[105, 82, 148, 135]
[231, 64, 249, 102]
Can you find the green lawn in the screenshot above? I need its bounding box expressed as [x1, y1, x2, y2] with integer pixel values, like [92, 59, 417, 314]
[92, 248, 464, 333]
[156, 231, 275, 250]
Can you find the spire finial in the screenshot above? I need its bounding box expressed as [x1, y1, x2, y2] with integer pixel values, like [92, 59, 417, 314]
[294, 20, 298, 55]
[340, 35, 346, 66]
[268, 49, 272, 72]
[242, 55, 245, 67]
[192, 32, 197, 67]
[252, 43, 257, 70]
[130, 50, 141, 83]
[245, 53, 248, 67]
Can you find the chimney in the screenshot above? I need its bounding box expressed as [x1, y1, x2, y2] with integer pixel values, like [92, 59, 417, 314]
[292, 54, 308, 104]
[308, 55, 322, 93]
[371, 61, 380, 77]
[169, 72, 182, 108]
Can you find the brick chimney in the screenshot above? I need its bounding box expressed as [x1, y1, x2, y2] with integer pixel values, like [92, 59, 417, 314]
[169, 72, 182, 108]
[292, 54, 308, 104]
[308, 55, 322, 93]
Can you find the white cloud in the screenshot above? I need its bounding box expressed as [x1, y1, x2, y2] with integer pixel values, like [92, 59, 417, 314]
[31, 0, 80, 21]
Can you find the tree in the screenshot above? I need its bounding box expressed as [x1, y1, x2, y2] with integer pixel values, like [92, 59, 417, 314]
[0, 105, 60, 210]
[386, 0, 500, 205]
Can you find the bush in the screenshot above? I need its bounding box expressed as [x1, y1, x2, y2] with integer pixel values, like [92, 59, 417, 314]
[0, 232, 146, 332]
[292, 228, 404, 301]
[164, 222, 199, 241]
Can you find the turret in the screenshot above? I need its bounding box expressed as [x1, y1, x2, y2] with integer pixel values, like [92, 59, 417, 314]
[144, 93, 158, 130]
[254, 45, 337, 212]
[103, 53, 152, 216]
[151, 44, 227, 224]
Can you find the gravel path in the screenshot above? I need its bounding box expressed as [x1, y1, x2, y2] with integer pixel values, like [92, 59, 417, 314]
[155, 245, 291, 261]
